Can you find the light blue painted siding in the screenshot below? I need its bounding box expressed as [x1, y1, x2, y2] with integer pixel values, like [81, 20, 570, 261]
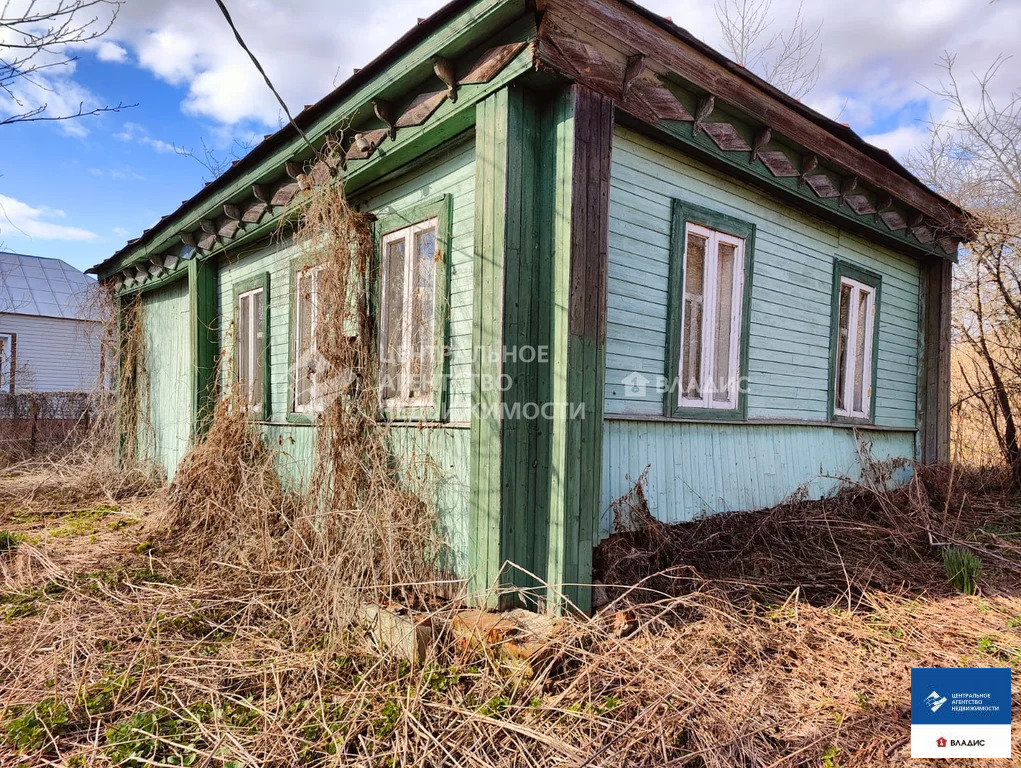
[602, 127, 921, 533]
[139, 277, 191, 481]
[605, 126, 921, 427]
[600, 420, 914, 533]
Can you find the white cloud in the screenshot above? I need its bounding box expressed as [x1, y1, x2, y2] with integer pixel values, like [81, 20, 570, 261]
[115, 122, 179, 154]
[96, 41, 128, 63]
[0, 195, 98, 242]
[862, 125, 932, 163]
[100, 0, 452, 127]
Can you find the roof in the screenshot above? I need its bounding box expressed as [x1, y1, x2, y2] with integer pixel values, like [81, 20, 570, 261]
[0, 252, 100, 321]
[92, 0, 968, 277]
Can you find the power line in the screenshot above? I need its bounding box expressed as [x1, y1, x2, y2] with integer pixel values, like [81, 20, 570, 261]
[211, 0, 318, 157]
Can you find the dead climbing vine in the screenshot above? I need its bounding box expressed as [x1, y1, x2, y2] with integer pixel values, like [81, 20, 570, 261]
[158, 138, 449, 637]
[293, 138, 449, 613]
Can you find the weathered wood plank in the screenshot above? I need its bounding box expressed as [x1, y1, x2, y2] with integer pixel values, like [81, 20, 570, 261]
[395, 90, 448, 128]
[460, 41, 528, 84]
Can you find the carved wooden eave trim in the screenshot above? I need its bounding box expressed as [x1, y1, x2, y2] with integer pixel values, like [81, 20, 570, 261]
[100, 0, 968, 293]
[104, 20, 537, 294]
[534, 0, 966, 259]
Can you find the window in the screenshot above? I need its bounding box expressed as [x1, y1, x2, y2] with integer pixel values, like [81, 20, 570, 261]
[831, 264, 880, 421]
[379, 217, 439, 410]
[0, 333, 14, 393]
[235, 277, 267, 415]
[665, 201, 754, 418]
[292, 265, 324, 414]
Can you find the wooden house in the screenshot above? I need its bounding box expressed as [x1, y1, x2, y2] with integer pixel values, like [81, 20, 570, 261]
[90, 0, 966, 611]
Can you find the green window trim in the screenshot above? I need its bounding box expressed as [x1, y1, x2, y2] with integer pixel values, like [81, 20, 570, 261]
[827, 259, 882, 425]
[286, 257, 317, 425]
[663, 199, 755, 421]
[373, 194, 452, 422]
[232, 271, 271, 421]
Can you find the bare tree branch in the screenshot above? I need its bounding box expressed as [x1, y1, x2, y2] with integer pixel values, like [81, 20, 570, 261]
[1, 0, 133, 126]
[714, 0, 821, 99]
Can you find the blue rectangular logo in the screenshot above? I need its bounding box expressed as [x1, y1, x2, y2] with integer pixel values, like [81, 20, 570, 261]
[911, 668, 1011, 725]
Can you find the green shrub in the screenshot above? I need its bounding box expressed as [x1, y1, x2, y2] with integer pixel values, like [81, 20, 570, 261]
[943, 546, 982, 595]
[3, 698, 73, 752]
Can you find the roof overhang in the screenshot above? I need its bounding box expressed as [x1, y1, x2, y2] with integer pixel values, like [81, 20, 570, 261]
[93, 0, 969, 289]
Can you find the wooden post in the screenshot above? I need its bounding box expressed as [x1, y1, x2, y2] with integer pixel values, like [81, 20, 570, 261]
[468, 86, 545, 606]
[543, 84, 614, 613]
[189, 258, 219, 437]
[917, 256, 952, 463]
[468, 83, 613, 614]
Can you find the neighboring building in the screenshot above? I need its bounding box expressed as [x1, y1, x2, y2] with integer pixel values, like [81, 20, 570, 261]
[0, 252, 103, 394]
[90, 0, 966, 610]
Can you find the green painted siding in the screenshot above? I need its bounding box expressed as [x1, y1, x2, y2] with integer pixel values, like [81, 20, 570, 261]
[605, 126, 921, 427]
[600, 420, 914, 531]
[361, 136, 477, 424]
[210, 140, 476, 577]
[139, 277, 192, 481]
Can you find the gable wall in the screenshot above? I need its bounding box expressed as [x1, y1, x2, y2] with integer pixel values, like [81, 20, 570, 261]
[601, 125, 920, 530]
[0, 313, 103, 393]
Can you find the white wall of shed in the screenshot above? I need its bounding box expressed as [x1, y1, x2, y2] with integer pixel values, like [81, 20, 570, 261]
[0, 313, 103, 393]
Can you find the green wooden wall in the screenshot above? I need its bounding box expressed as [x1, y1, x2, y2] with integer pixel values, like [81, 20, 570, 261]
[601, 125, 921, 529]
[138, 277, 192, 481]
[600, 421, 914, 530]
[211, 139, 476, 576]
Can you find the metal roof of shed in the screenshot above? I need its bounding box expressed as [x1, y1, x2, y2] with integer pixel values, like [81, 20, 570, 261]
[0, 251, 100, 321]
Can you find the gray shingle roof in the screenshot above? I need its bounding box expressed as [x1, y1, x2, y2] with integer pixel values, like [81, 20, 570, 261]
[0, 251, 100, 321]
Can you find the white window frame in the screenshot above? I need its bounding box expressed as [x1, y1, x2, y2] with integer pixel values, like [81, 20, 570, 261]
[833, 276, 876, 420]
[293, 265, 325, 415]
[236, 285, 265, 413]
[677, 222, 746, 410]
[379, 217, 439, 411]
[0, 333, 14, 393]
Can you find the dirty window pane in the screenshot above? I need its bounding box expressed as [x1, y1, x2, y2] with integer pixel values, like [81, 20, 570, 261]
[835, 283, 852, 413]
[410, 227, 436, 399]
[852, 287, 870, 414]
[682, 233, 706, 399]
[713, 242, 736, 402]
[251, 289, 264, 410]
[382, 238, 406, 400]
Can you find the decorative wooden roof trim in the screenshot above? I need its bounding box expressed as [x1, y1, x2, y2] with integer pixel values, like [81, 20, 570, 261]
[534, 4, 964, 258]
[97, 0, 967, 289]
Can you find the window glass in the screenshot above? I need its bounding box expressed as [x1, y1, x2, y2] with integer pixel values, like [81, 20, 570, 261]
[677, 224, 745, 410]
[293, 266, 323, 413]
[682, 233, 706, 400]
[380, 218, 438, 409]
[833, 273, 876, 420]
[236, 286, 264, 412]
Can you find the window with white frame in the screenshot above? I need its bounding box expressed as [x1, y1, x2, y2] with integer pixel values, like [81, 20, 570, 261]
[236, 284, 266, 413]
[833, 273, 877, 420]
[293, 265, 324, 414]
[0, 333, 14, 393]
[677, 223, 746, 410]
[379, 217, 438, 409]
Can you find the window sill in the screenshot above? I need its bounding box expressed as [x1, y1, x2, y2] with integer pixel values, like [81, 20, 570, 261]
[607, 413, 917, 433]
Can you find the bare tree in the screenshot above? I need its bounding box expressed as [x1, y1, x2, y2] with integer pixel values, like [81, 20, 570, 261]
[911, 54, 1021, 478]
[171, 136, 258, 183]
[1, 0, 133, 126]
[714, 0, 821, 99]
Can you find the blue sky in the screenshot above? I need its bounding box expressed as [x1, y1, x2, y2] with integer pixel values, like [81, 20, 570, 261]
[2, 0, 1019, 273]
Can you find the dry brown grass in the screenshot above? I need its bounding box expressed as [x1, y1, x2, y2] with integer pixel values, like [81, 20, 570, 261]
[1, 455, 1020, 768]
